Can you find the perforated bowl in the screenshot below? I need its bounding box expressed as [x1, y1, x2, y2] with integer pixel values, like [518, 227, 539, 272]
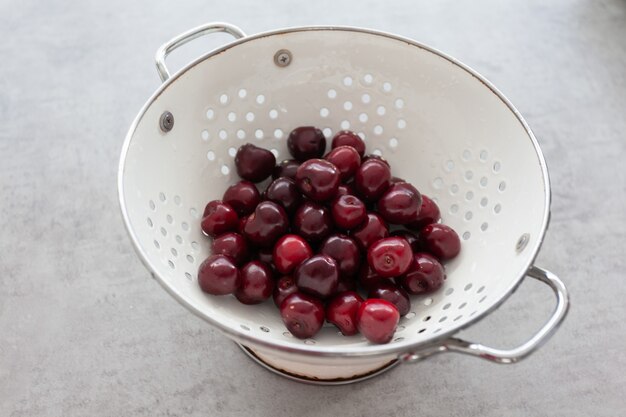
[118, 23, 569, 384]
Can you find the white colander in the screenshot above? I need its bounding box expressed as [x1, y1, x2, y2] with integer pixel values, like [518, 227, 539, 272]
[118, 23, 569, 384]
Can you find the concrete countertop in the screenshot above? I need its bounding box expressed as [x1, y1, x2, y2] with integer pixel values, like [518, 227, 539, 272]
[1, 0, 624, 416]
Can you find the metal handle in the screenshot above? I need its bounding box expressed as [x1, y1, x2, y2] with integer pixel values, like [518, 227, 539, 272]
[155, 22, 246, 82]
[401, 266, 569, 364]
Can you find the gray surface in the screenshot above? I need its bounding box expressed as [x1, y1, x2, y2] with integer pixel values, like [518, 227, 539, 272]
[1, 0, 625, 416]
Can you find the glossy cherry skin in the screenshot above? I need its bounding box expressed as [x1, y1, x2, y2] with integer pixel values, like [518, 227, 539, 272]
[201, 200, 239, 237]
[294, 254, 339, 299]
[242, 201, 289, 248]
[356, 299, 400, 344]
[198, 254, 240, 295]
[367, 237, 413, 278]
[390, 229, 421, 253]
[377, 182, 422, 225]
[265, 177, 302, 215]
[408, 195, 441, 230]
[351, 212, 389, 251]
[331, 194, 367, 230]
[354, 159, 391, 202]
[362, 154, 390, 167]
[211, 232, 249, 266]
[358, 263, 395, 291]
[319, 234, 361, 278]
[287, 126, 326, 161]
[325, 146, 361, 181]
[368, 282, 411, 316]
[331, 130, 366, 157]
[326, 291, 364, 336]
[273, 275, 298, 307]
[295, 159, 340, 202]
[292, 201, 333, 244]
[222, 180, 261, 216]
[399, 252, 445, 294]
[235, 261, 274, 304]
[234, 143, 276, 182]
[420, 224, 461, 260]
[280, 292, 325, 339]
[272, 234, 313, 274]
[272, 159, 300, 180]
[335, 183, 357, 198]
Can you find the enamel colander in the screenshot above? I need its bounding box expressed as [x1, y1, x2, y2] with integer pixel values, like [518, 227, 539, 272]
[118, 23, 569, 384]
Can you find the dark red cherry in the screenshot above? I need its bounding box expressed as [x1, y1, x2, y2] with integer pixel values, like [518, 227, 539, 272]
[265, 177, 302, 215]
[336, 277, 357, 293]
[331, 130, 366, 157]
[390, 229, 422, 253]
[287, 126, 326, 161]
[235, 261, 274, 304]
[399, 252, 445, 294]
[272, 234, 313, 274]
[242, 201, 289, 248]
[319, 234, 361, 278]
[354, 159, 391, 201]
[222, 180, 261, 216]
[335, 183, 357, 198]
[198, 254, 240, 295]
[325, 146, 361, 181]
[331, 194, 367, 230]
[211, 232, 249, 266]
[272, 159, 300, 180]
[368, 282, 411, 316]
[294, 254, 339, 299]
[326, 291, 364, 336]
[292, 201, 333, 244]
[201, 200, 239, 237]
[273, 275, 298, 307]
[295, 159, 340, 202]
[256, 247, 274, 266]
[377, 182, 422, 225]
[280, 292, 325, 339]
[362, 154, 390, 167]
[358, 263, 392, 290]
[407, 195, 441, 230]
[420, 224, 461, 260]
[234, 143, 276, 183]
[356, 299, 400, 344]
[351, 212, 389, 251]
[367, 237, 413, 277]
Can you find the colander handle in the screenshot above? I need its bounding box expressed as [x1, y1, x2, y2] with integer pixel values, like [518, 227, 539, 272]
[401, 266, 569, 364]
[155, 22, 247, 82]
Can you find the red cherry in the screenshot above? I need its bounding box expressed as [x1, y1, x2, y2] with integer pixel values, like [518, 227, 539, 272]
[358, 263, 392, 290]
[331, 130, 366, 157]
[295, 159, 340, 202]
[367, 237, 413, 277]
[280, 292, 325, 339]
[390, 229, 422, 253]
[420, 224, 461, 260]
[265, 177, 302, 215]
[368, 282, 411, 316]
[408, 195, 441, 230]
[354, 159, 391, 201]
[326, 291, 364, 336]
[331, 194, 367, 230]
[287, 126, 326, 161]
[377, 182, 422, 225]
[272, 159, 300, 180]
[399, 252, 445, 294]
[273, 275, 298, 307]
[325, 146, 361, 181]
[351, 212, 389, 251]
[235, 261, 274, 304]
[234, 143, 276, 183]
[211, 232, 249, 266]
[356, 299, 400, 344]
[335, 183, 357, 198]
[201, 200, 239, 237]
[222, 180, 261, 216]
[242, 201, 289, 248]
[294, 254, 339, 299]
[272, 234, 313, 274]
[292, 201, 333, 244]
[197, 254, 240, 295]
[319, 234, 361, 278]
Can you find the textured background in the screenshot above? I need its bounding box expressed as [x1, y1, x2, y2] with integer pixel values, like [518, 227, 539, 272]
[1, 0, 625, 416]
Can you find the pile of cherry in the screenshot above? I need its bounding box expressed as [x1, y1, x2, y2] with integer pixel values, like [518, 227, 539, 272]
[198, 127, 460, 344]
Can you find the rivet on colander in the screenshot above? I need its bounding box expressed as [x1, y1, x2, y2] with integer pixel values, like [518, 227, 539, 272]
[159, 111, 174, 132]
[516, 233, 530, 253]
[274, 49, 292, 67]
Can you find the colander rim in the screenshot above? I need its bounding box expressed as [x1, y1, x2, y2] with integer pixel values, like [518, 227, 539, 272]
[118, 25, 551, 359]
